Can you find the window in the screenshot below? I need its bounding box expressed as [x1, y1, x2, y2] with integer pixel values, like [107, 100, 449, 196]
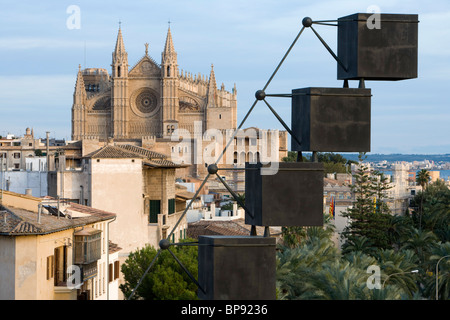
[109, 263, 113, 283]
[219, 114, 222, 119]
[46, 256, 54, 280]
[168, 198, 175, 215]
[114, 261, 120, 280]
[74, 228, 102, 264]
[149, 200, 160, 223]
[13, 153, 20, 159]
[54, 246, 67, 286]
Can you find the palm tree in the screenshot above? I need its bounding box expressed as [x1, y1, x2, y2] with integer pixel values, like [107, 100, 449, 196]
[416, 169, 431, 190]
[401, 229, 438, 266]
[374, 249, 420, 298]
[423, 242, 450, 300]
[416, 169, 430, 230]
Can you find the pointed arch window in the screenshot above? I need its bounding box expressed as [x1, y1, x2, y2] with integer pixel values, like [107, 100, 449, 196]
[167, 66, 171, 77]
[118, 66, 121, 77]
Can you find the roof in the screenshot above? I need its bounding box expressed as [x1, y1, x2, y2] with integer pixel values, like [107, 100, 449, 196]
[83, 144, 185, 168]
[0, 203, 116, 236]
[108, 240, 122, 254]
[175, 184, 198, 200]
[83, 145, 145, 159]
[187, 220, 249, 239]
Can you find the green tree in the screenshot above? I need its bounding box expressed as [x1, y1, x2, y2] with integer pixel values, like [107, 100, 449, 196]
[341, 154, 393, 250]
[416, 169, 431, 190]
[282, 151, 309, 162]
[120, 239, 199, 300]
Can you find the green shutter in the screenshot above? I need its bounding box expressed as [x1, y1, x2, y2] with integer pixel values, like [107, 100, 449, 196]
[168, 198, 175, 215]
[149, 200, 160, 223]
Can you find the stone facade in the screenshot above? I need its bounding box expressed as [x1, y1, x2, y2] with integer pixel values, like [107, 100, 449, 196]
[72, 27, 237, 141]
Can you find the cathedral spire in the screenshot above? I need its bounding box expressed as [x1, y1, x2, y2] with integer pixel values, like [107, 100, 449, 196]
[114, 25, 126, 56]
[74, 64, 86, 101]
[207, 64, 217, 107]
[112, 26, 128, 78]
[163, 26, 175, 56]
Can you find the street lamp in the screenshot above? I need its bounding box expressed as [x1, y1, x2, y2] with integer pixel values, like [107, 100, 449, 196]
[383, 269, 419, 288]
[436, 255, 450, 300]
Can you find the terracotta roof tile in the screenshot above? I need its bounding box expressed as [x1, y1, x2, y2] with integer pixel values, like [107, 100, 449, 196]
[0, 203, 116, 236]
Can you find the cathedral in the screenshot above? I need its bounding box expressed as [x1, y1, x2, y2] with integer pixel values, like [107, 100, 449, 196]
[71, 26, 238, 141]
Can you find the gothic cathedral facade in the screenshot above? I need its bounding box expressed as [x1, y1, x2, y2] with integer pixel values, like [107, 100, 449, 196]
[71, 27, 238, 141]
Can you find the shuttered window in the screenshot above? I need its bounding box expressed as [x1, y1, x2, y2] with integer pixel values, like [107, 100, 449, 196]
[114, 261, 120, 280]
[168, 198, 175, 215]
[46, 255, 54, 280]
[149, 200, 160, 223]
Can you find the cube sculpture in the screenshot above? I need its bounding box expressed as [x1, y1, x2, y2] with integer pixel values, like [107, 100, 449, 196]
[245, 162, 324, 227]
[338, 13, 419, 81]
[291, 87, 371, 152]
[198, 235, 276, 300]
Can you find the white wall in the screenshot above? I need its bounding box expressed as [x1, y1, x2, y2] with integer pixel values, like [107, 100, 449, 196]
[0, 171, 47, 197]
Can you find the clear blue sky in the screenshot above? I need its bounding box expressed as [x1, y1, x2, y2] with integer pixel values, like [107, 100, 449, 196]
[0, 0, 449, 154]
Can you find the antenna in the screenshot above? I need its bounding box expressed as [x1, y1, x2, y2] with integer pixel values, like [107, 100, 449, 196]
[84, 41, 86, 69]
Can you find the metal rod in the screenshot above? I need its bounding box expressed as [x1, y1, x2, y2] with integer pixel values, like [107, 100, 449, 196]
[127, 249, 162, 300]
[168, 248, 206, 294]
[263, 26, 306, 91]
[167, 172, 211, 240]
[214, 99, 258, 166]
[214, 26, 307, 166]
[215, 173, 254, 219]
[312, 19, 338, 23]
[312, 22, 338, 26]
[310, 25, 348, 72]
[263, 99, 302, 147]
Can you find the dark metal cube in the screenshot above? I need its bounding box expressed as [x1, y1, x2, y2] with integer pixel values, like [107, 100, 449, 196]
[245, 162, 324, 227]
[198, 235, 276, 300]
[291, 87, 371, 152]
[337, 13, 419, 80]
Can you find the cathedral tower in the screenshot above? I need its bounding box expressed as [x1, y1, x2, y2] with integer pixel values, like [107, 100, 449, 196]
[161, 26, 179, 138]
[111, 26, 129, 139]
[72, 65, 87, 140]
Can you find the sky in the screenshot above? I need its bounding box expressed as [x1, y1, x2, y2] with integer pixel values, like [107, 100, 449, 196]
[0, 0, 449, 154]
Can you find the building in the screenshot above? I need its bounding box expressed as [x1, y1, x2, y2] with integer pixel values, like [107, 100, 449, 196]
[72, 26, 237, 141]
[48, 143, 190, 254]
[0, 190, 120, 300]
[70, 26, 288, 182]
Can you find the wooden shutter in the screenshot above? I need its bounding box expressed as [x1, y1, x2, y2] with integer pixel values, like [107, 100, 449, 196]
[46, 256, 54, 280]
[108, 263, 113, 282]
[168, 198, 175, 214]
[114, 261, 120, 280]
[149, 200, 160, 223]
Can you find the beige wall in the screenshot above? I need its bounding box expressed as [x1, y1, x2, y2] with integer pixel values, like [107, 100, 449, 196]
[1, 190, 41, 212]
[90, 158, 148, 254]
